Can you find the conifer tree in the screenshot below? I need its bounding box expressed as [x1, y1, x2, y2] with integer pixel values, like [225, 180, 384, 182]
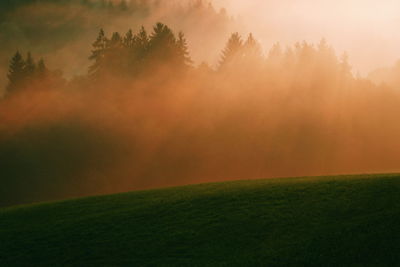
[24, 52, 36, 78]
[150, 23, 176, 47]
[37, 58, 48, 79]
[243, 33, 263, 66]
[109, 32, 122, 48]
[124, 29, 135, 48]
[177, 32, 193, 67]
[136, 26, 149, 55]
[107, 32, 124, 74]
[219, 32, 243, 70]
[6, 51, 26, 94]
[149, 23, 177, 62]
[89, 29, 108, 76]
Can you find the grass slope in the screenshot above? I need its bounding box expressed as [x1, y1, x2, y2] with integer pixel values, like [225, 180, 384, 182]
[1, 174, 400, 266]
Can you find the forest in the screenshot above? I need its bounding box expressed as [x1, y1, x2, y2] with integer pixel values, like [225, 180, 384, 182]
[0, 0, 236, 90]
[1, 2, 400, 207]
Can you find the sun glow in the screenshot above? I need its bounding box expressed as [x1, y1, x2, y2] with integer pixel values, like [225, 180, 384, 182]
[215, 0, 400, 74]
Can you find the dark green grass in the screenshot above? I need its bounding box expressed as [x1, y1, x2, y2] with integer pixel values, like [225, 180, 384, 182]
[1, 174, 400, 266]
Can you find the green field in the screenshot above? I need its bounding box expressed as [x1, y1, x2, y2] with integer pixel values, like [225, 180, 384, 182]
[1, 174, 400, 266]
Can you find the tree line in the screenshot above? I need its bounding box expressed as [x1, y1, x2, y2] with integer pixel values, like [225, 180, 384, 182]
[5, 22, 357, 96]
[3, 22, 400, 207]
[88, 23, 192, 79]
[6, 52, 64, 94]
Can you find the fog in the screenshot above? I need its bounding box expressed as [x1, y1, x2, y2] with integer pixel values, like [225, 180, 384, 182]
[1, 1, 400, 207]
[214, 0, 400, 75]
[0, 0, 238, 92]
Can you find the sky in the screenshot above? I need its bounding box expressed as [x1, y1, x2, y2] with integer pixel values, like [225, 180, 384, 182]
[213, 0, 400, 74]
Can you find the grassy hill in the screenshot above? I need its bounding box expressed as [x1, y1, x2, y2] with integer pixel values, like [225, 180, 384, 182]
[1, 174, 400, 266]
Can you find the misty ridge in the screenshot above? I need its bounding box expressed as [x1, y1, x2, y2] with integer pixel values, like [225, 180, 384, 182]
[1, 0, 400, 207]
[0, 0, 236, 91]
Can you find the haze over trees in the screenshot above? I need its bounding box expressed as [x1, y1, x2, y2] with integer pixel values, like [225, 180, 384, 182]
[6, 51, 64, 94]
[87, 23, 192, 80]
[0, 0, 237, 93]
[2, 20, 400, 207]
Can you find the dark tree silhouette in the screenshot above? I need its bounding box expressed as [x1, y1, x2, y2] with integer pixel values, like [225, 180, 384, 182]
[149, 23, 177, 61]
[177, 32, 193, 67]
[24, 52, 36, 79]
[135, 26, 150, 59]
[89, 29, 108, 77]
[36, 58, 48, 80]
[147, 23, 192, 69]
[88, 23, 193, 80]
[123, 29, 135, 48]
[5, 51, 55, 95]
[6, 51, 26, 94]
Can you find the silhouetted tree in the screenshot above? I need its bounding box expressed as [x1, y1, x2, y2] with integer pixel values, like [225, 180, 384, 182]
[177, 32, 193, 67]
[24, 52, 36, 79]
[149, 23, 176, 59]
[219, 32, 243, 70]
[148, 23, 191, 68]
[89, 29, 108, 76]
[107, 32, 125, 74]
[109, 32, 123, 47]
[135, 26, 149, 57]
[6, 51, 26, 94]
[36, 58, 48, 80]
[88, 23, 192, 79]
[243, 33, 262, 59]
[123, 29, 135, 48]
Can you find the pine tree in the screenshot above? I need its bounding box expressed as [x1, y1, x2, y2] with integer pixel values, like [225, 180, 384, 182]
[150, 23, 176, 47]
[124, 29, 135, 48]
[37, 58, 48, 79]
[136, 26, 149, 54]
[107, 32, 124, 74]
[110, 32, 122, 46]
[126, 26, 149, 71]
[149, 23, 177, 62]
[24, 52, 36, 78]
[219, 32, 243, 70]
[177, 32, 193, 67]
[89, 29, 108, 76]
[243, 33, 263, 64]
[6, 51, 26, 94]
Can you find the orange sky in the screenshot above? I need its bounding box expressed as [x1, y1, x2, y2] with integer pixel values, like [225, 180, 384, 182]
[214, 0, 400, 74]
